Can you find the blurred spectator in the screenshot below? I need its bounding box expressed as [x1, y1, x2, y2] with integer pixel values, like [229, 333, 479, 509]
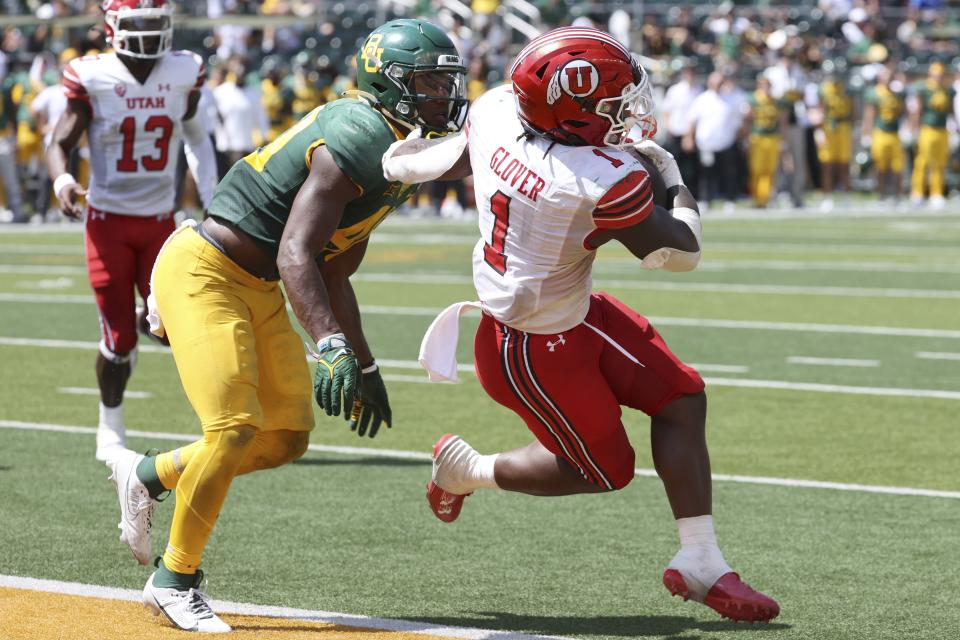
[30, 49, 77, 220]
[659, 62, 702, 197]
[765, 52, 810, 207]
[212, 56, 268, 177]
[908, 61, 955, 208]
[814, 64, 854, 210]
[686, 71, 742, 211]
[862, 65, 907, 204]
[745, 75, 787, 208]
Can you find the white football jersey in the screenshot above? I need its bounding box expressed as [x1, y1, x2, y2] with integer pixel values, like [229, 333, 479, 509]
[469, 84, 655, 334]
[63, 51, 204, 216]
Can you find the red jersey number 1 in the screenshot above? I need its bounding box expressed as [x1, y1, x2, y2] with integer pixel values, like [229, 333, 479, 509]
[483, 190, 511, 276]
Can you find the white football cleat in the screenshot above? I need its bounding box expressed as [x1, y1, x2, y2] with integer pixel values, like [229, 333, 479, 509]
[107, 449, 156, 565]
[143, 571, 231, 633]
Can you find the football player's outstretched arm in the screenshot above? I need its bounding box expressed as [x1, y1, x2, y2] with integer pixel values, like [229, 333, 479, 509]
[181, 90, 217, 210]
[277, 145, 359, 343]
[46, 99, 90, 218]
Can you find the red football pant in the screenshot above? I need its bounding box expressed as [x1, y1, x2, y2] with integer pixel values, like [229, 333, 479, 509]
[474, 292, 705, 490]
[85, 208, 175, 355]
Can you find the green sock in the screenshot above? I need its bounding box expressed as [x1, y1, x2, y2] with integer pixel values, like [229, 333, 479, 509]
[153, 558, 197, 590]
[135, 454, 167, 499]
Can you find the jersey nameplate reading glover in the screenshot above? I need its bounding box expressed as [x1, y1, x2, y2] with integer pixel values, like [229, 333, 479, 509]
[489, 146, 547, 203]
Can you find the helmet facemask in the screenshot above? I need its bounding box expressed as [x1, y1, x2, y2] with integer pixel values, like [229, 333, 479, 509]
[106, 7, 173, 59]
[382, 57, 468, 135]
[596, 63, 657, 148]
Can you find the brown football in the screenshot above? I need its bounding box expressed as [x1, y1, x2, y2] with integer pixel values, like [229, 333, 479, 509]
[632, 151, 670, 208]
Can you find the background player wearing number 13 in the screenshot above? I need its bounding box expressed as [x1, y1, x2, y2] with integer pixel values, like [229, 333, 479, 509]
[46, 0, 217, 462]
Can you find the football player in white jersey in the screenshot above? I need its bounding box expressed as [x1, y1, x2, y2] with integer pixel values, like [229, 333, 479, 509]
[46, 0, 216, 463]
[392, 27, 780, 623]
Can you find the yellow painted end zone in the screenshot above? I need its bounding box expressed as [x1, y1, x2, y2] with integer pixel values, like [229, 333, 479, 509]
[0, 587, 450, 640]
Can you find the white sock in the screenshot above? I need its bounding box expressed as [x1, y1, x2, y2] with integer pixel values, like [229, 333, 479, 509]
[434, 436, 500, 494]
[668, 515, 733, 598]
[96, 402, 127, 460]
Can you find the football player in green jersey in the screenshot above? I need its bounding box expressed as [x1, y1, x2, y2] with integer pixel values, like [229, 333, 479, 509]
[105, 19, 467, 631]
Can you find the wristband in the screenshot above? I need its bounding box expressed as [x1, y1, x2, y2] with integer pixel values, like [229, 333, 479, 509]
[361, 361, 378, 374]
[53, 173, 77, 197]
[316, 332, 350, 354]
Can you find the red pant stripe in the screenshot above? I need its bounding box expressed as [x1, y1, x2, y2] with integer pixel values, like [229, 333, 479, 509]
[500, 330, 595, 484]
[517, 332, 615, 491]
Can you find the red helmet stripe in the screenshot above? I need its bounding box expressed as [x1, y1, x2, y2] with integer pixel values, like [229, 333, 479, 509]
[510, 28, 631, 76]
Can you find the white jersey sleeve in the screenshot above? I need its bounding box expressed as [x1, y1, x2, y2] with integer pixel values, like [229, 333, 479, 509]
[65, 51, 204, 216]
[468, 84, 654, 334]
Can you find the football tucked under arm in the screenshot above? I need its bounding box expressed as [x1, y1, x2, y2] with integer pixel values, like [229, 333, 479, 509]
[588, 161, 701, 272]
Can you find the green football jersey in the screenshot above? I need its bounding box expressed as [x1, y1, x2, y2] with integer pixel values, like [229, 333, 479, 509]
[866, 85, 904, 133]
[207, 97, 418, 261]
[915, 81, 955, 129]
[748, 91, 783, 135]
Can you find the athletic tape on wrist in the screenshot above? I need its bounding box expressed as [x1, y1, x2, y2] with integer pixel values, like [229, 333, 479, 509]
[53, 173, 77, 197]
[361, 361, 379, 374]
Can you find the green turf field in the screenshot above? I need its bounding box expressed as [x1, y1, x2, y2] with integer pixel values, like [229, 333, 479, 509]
[1, 209, 959, 639]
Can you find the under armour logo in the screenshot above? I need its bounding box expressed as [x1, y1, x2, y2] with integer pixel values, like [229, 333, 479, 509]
[546, 335, 566, 352]
[437, 493, 456, 515]
[158, 83, 170, 91]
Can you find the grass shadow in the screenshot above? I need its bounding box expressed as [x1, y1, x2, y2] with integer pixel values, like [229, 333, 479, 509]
[407, 612, 791, 637]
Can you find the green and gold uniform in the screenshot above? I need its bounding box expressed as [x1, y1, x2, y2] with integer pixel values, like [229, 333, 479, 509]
[818, 80, 853, 164]
[747, 90, 784, 207]
[865, 84, 905, 173]
[154, 96, 417, 443]
[143, 17, 467, 587]
[208, 98, 417, 261]
[911, 79, 955, 198]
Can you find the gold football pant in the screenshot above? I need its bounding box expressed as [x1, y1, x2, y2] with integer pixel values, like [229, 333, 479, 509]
[871, 129, 904, 174]
[151, 226, 314, 574]
[749, 134, 781, 207]
[911, 126, 949, 198]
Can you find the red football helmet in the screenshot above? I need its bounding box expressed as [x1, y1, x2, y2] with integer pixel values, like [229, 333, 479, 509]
[102, 0, 173, 59]
[510, 27, 656, 149]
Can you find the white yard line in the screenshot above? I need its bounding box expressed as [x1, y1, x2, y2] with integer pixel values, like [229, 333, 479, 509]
[644, 316, 960, 339]
[5, 300, 959, 339]
[915, 351, 960, 361]
[0, 264, 86, 274]
[0, 575, 571, 640]
[58, 387, 152, 399]
[350, 273, 960, 300]
[0, 244, 84, 254]
[2, 335, 957, 400]
[786, 356, 881, 367]
[599, 259, 960, 275]
[1, 419, 958, 499]
[702, 376, 960, 400]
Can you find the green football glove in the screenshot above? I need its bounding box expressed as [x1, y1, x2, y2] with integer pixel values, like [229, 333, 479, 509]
[313, 333, 360, 417]
[346, 363, 392, 438]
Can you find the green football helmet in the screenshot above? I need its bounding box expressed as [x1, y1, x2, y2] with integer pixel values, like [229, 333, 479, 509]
[356, 19, 468, 134]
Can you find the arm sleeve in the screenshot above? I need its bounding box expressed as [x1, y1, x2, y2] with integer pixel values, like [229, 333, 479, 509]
[62, 62, 89, 103]
[592, 170, 654, 229]
[182, 115, 217, 210]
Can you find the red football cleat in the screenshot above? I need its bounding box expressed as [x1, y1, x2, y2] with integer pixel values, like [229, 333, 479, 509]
[663, 569, 780, 623]
[426, 434, 471, 523]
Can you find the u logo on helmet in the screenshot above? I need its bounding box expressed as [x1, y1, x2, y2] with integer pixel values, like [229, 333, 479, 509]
[559, 60, 599, 98]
